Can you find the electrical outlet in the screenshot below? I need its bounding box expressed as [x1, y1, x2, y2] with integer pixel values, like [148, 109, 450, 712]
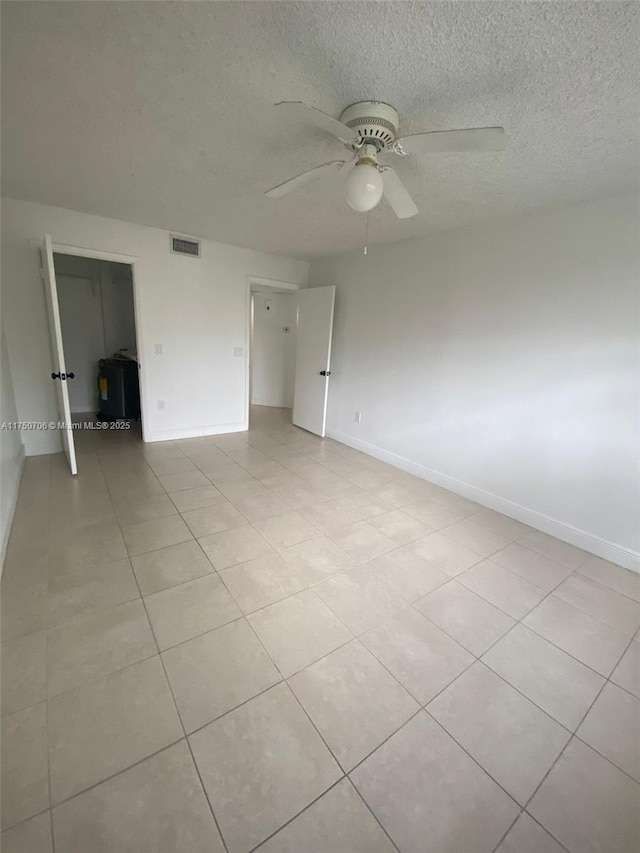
[154, 343, 163, 355]
[157, 400, 166, 411]
[354, 411, 362, 424]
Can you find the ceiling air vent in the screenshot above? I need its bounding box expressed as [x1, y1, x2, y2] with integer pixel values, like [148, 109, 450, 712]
[170, 234, 201, 257]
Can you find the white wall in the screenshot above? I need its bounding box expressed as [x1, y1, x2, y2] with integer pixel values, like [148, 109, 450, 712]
[251, 291, 297, 408]
[310, 193, 640, 570]
[101, 263, 137, 356]
[0, 324, 25, 566]
[1, 198, 308, 453]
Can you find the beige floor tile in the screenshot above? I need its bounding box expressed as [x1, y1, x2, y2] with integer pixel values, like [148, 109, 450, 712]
[290, 640, 419, 770]
[415, 580, 516, 656]
[48, 657, 182, 803]
[457, 560, 547, 619]
[577, 682, 640, 781]
[1, 629, 46, 715]
[403, 500, 467, 531]
[517, 530, 587, 569]
[48, 526, 128, 574]
[216, 479, 264, 501]
[189, 683, 341, 853]
[281, 534, 355, 584]
[227, 489, 291, 523]
[105, 472, 164, 500]
[145, 573, 241, 650]
[339, 490, 392, 520]
[442, 518, 510, 557]
[1, 812, 53, 853]
[468, 508, 531, 541]
[47, 600, 156, 696]
[428, 662, 570, 803]
[367, 547, 449, 602]
[158, 470, 211, 493]
[495, 813, 566, 853]
[207, 465, 255, 487]
[258, 778, 396, 853]
[131, 540, 215, 596]
[300, 499, 363, 534]
[329, 521, 397, 563]
[491, 543, 573, 592]
[147, 456, 198, 476]
[523, 594, 630, 676]
[221, 553, 306, 614]
[483, 625, 604, 729]
[198, 525, 273, 570]
[46, 559, 139, 628]
[371, 509, 429, 545]
[370, 483, 423, 509]
[351, 711, 519, 853]
[252, 510, 317, 549]
[248, 589, 352, 677]
[113, 494, 177, 526]
[168, 484, 226, 512]
[272, 483, 331, 510]
[529, 738, 640, 853]
[1, 703, 49, 829]
[162, 619, 280, 732]
[410, 530, 484, 576]
[52, 742, 224, 853]
[555, 574, 640, 636]
[121, 515, 193, 557]
[362, 607, 474, 704]
[1, 581, 47, 641]
[611, 640, 640, 697]
[181, 501, 246, 537]
[577, 555, 640, 603]
[314, 565, 405, 635]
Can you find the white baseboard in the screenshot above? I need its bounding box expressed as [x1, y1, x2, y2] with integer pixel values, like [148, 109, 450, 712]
[1, 445, 26, 575]
[145, 421, 248, 442]
[328, 428, 640, 574]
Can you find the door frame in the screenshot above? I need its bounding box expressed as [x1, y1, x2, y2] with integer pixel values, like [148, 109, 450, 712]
[245, 276, 300, 427]
[37, 240, 148, 443]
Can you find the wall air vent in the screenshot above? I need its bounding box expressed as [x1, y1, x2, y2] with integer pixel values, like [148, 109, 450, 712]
[170, 234, 201, 257]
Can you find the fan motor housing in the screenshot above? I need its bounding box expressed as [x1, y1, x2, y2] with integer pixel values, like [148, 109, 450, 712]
[340, 101, 399, 150]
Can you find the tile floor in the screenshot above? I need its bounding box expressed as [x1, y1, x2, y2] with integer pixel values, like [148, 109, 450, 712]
[2, 406, 639, 853]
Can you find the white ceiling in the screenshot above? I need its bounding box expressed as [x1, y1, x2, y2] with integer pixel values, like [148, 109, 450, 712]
[2, 1, 638, 259]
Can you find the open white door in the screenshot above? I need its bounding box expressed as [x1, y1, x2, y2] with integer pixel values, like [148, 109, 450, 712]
[41, 235, 77, 475]
[292, 286, 335, 437]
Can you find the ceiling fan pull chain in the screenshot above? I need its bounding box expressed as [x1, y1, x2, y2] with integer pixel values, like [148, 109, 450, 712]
[364, 212, 370, 255]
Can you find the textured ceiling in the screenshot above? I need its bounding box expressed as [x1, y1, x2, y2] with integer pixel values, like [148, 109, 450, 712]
[2, 1, 639, 259]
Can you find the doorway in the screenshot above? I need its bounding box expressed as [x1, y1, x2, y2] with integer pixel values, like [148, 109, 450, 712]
[42, 234, 144, 474]
[249, 285, 298, 428]
[54, 252, 139, 425]
[246, 277, 336, 438]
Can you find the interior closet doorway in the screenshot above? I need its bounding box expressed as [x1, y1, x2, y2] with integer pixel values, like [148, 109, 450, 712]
[42, 236, 144, 475]
[54, 253, 139, 421]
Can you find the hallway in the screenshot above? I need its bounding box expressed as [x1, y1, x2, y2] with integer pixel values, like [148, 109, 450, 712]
[2, 407, 639, 853]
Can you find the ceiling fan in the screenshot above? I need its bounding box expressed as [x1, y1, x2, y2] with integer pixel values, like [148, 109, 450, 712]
[265, 101, 505, 219]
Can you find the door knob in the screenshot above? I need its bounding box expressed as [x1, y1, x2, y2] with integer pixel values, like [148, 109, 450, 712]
[319, 370, 331, 376]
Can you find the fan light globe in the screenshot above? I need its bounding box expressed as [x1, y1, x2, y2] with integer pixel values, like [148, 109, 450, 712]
[344, 163, 384, 212]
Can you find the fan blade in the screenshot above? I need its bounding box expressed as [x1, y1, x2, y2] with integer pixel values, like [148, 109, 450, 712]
[395, 126, 505, 155]
[381, 168, 418, 219]
[265, 160, 346, 198]
[275, 101, 359, 143]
